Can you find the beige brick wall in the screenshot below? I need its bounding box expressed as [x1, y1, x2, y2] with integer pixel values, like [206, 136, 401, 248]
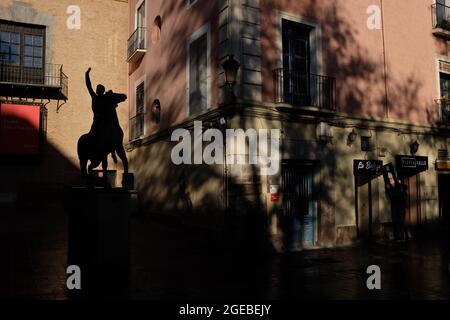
[0, 0, 129, 207]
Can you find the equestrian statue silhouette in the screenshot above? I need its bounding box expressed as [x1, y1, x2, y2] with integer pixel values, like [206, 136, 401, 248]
[77, 67, 129, 184]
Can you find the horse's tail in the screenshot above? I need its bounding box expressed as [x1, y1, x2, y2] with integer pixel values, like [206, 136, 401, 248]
[77, 134, 89, 159]
[77, 134, 90, 178]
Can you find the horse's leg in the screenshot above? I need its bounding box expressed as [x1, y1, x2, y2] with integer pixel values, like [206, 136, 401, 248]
[116, 146, 128, 174]
[80, 159, 88, 178]
[88, 160, 101, 175]
[102, 157, 108, 172]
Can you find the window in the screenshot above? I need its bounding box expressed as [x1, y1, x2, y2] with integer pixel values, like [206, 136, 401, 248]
[151, 16, 162, 44]
[0, 21, 45, 68]
[135, 1, 146, 50]
[436, 0, 450, 21]
[152, 99, 161, 124]
[137, 1, 145, 29]
[439, 61, 450, 122]
[130, 81, 145, 140]
[361, 136, 374, 152]
[0, 31, 20, 65]
[440, 72, 450, 98]
[24, 34, 43, 68]
[136, 81, 145, 115]
[188, 28, 209, 116]
[282, 19, 312, 106]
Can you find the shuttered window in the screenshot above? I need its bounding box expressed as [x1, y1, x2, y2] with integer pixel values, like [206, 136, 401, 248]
[189, 33, 208, 115]
[130, 81, 145, 140]
[136, 82, 145, 114]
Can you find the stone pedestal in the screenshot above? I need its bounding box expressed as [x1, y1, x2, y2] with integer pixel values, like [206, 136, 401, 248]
[90, 170, 117, 188]
[122, 173, 135, 189]
[65, 187, 137, 297]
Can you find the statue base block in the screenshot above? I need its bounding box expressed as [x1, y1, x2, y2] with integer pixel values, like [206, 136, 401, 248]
[90, 170, 117, 188]
[122, 172, 135, 189]
[65, 187, 137, 297]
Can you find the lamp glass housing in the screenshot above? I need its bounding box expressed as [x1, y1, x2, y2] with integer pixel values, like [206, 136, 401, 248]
[222, 55, 240, 85]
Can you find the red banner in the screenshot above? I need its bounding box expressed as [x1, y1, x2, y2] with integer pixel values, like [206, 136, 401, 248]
[0, 103, 40, 155]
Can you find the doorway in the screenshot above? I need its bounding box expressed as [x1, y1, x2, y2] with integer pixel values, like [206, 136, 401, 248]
[404, 174, 422, 226]
[355, 175, 380, 238]
[438, 174, 450, 228]
[282, 162, 317, 249]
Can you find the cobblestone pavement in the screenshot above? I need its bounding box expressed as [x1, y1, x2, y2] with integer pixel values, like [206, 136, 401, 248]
[130, 217, 450, 300]
[1, 210, 450, 300]
[0, 210, 68, 299]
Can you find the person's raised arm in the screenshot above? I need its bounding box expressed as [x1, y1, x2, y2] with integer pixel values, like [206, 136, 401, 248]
[85, 67, 95, 98]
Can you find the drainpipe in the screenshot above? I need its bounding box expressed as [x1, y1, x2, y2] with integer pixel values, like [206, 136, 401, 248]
[220, 112, 229, 215]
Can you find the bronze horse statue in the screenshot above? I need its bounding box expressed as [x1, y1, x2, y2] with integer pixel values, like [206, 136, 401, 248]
[77, 68, 129, 184]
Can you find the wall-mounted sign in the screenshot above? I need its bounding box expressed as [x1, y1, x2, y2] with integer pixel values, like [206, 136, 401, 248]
[270, 185, 280, 202]
[382, 163, 398, 186]
[0, 104, 41, 155]
[435, 160, 450, 171]
[395, 156, 428, 174]
[353, 160, 383, 176]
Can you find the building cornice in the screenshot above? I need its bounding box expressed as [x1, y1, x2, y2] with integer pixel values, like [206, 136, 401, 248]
[126, 100, 450, 151]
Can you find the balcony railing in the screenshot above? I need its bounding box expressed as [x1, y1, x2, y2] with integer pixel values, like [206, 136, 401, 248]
[129, 112, 145, 141]
[432, 3, 450, 31]
[127, 27, 147, 63]
[0, 62, 68, 100]
[273, 69, 336, 111]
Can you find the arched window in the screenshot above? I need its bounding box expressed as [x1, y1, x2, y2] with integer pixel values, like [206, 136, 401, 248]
[151, 16, 162, 44]
[152, 99, 161, 124]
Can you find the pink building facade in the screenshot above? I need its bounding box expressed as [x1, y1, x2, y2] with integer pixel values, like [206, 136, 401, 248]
[127, 0, 450, 250]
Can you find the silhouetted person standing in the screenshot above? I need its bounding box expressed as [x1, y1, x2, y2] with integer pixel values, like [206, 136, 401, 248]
[386, 179, 410, 241]
[398, 182, 409, 240]
[386, 180, 401, 240]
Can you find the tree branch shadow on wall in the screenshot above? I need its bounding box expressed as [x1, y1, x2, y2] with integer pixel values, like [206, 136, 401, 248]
[127, 0, 449, 299]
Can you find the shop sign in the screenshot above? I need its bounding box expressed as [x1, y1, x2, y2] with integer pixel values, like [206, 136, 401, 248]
[353, 160, 383, 176]
[435, 160, 450, 171]
[395, 156, 428, 173]
[270, 185, 280, 202]
[0, 103, 40, 155]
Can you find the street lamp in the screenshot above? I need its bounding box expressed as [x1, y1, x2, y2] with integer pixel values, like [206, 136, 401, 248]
[347, 129, 357, 146]
[222, 54, 240, 86]
[410, 141, 420, 155]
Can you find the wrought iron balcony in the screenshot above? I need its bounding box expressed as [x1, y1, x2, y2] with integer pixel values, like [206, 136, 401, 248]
[432, 3, 450, 36]
[127, 27, 147, 63]
[129, 112, 145, 141]
[0, 62, 68, 100]
[273, 69, 336, 111]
